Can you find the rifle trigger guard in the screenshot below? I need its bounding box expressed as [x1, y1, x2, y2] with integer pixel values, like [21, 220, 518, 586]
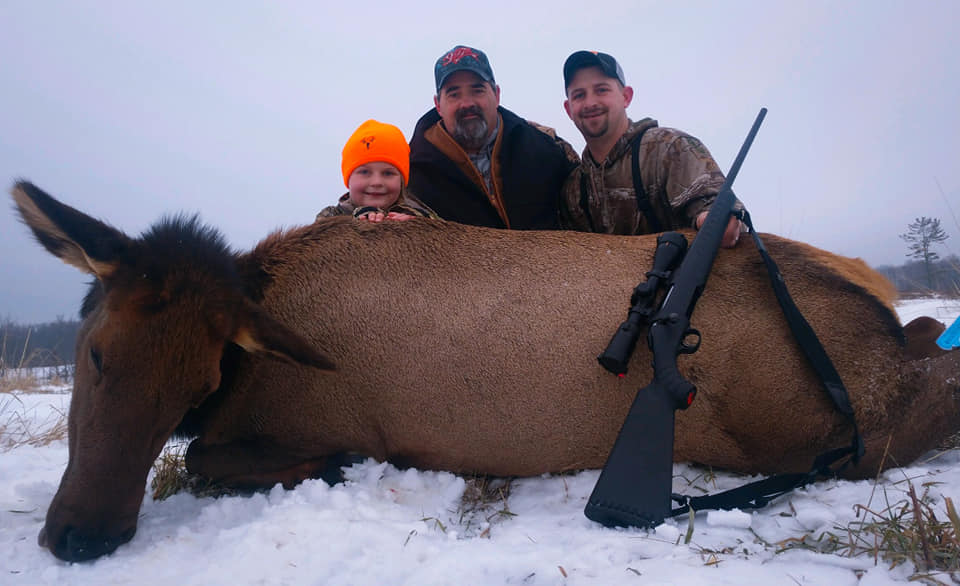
[679, 328, 701, 354]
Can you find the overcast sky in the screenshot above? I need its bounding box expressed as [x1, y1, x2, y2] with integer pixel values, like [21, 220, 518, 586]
[2, 1, 957, 323]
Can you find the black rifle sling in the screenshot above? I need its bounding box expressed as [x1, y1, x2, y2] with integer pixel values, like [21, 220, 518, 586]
[630, 128, 663, 233]
[578, 173, 594, 230]
[739, 208, 864, 462]
[667, 210, 865, 518]
[579, 127, 661, 233]
[670, 445, 860, 516]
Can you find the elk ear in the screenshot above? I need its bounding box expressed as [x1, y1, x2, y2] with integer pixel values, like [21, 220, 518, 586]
[11, 181, 131, 280]
[231, 299, 336, 371]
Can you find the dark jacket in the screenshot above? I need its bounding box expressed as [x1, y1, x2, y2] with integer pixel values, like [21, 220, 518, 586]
[408, 106, 578, 230]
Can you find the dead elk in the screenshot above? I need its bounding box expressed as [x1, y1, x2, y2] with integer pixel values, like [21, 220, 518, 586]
[11, 180, 959, 562]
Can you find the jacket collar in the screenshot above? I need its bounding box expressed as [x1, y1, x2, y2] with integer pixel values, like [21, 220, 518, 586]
[582, 117, 659, 168]
[412, 106, 525, 155]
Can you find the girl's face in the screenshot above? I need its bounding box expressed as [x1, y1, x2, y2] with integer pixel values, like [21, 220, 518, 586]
[347, 162, 403, 209]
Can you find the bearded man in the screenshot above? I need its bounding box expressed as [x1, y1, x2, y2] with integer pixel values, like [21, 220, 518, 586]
[408, 45, 578, 229]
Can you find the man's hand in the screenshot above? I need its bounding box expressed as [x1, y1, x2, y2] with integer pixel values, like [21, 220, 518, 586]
[695, 211, 742, 248]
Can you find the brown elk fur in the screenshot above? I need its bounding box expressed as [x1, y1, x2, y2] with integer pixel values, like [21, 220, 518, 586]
[12, 181, 960, 561]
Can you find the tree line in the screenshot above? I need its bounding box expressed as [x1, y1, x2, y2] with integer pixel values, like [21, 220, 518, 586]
[875, 255, 960, 296]
[1, 316, 80, 370]
[881, 216, 958, 295]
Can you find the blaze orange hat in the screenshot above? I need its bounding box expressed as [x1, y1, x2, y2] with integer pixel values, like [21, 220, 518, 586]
[341, 120, 410, 188]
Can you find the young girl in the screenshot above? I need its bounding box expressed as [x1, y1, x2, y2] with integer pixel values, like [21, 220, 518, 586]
[317, 119, 436, 223]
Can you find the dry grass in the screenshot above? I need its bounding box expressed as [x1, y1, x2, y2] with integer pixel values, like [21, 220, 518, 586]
[939, 431, 960, 451]
[0, 335, 73, 450]
[455, 474, 516, 537]
[151, 442, 192, 501]
[777, 480, 960, 581]
[1, 337, 72, 449]
[773, 436, 960, 582]
[0, 372, 39, 394]
[150, 442, 239, 501]
[0, 369, 73, 394]
[1, 327, 75, 393]
[0, 393, 68, 451]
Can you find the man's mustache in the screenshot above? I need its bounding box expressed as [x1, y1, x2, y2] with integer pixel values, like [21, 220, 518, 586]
[455, 106, 485, 122]
[580, 106, 608, 118]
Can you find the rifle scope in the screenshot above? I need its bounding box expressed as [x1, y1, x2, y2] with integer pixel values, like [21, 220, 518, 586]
[597, 231, 688, 375]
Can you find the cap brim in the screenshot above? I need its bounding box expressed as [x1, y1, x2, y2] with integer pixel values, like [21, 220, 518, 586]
[437, 66, 494, 92]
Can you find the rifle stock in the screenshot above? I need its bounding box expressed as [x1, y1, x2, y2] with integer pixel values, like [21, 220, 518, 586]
[585, 108, 767, 529]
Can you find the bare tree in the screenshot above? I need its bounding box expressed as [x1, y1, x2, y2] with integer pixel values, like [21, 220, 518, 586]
[900, 216, 949, 289]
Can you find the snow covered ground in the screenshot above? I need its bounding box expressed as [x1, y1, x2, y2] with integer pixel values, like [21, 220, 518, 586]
[1, 298, 957, 585]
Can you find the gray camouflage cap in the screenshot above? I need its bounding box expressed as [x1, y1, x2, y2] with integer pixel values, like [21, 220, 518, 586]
[563, 51, 626, 90]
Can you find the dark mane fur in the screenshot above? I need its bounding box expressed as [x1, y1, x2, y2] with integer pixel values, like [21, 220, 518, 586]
[135, 213, 237, 277]
[80, 215, 240, 318]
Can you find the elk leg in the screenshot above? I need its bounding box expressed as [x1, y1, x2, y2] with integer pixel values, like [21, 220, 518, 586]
[184, 439, 362, 489]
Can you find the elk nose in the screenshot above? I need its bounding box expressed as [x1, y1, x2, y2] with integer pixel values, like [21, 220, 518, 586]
[46, 525, 135, 562]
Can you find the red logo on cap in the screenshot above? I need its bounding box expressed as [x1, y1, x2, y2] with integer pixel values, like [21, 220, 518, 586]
[361, 135, 375, 149]
[442, 47, 479, 66]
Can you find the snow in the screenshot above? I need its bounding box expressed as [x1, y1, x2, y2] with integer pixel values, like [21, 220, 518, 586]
[1, 298, 957, 584]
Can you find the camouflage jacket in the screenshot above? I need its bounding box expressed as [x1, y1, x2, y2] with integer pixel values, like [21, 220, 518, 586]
[560, 118, 740, 234]
[316, 190, 438, 221]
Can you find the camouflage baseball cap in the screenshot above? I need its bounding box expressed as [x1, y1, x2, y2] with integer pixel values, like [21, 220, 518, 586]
[563, 50, 626, 90]
[434, 45, 495, 92]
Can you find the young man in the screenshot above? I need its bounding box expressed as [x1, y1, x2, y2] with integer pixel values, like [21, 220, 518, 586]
[560, 51, 743, 247]
[408, 45, 578, 230]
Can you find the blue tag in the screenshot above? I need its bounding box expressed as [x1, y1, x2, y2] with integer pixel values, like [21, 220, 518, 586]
[937, 314, 960, 350]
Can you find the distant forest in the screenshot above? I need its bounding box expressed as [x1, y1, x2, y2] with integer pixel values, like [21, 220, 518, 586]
[2, 256, 958, 369]
[1, 317, 80, 369]
[875, 255, 960, 296]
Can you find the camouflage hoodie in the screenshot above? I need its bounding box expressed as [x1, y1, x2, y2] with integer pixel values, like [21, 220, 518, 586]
[316, 190, 438, 222]
[560, 118, 739, 234]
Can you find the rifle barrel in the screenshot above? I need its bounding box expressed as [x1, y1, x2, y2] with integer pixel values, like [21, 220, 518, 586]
[722, 107, 767, 189]
[664, 108, 767, 317]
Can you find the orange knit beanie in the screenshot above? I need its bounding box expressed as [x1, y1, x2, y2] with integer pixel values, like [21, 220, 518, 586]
[341, 120, 410, 188]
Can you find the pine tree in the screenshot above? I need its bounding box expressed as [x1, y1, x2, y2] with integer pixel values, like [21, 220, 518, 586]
[899, 216, 949, 289]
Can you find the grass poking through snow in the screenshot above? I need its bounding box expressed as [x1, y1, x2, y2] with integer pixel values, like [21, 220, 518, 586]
[150, 441, 238, 501]
[0, 392, 68, 451]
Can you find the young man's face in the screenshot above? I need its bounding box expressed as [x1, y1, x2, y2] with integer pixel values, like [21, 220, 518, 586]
[564, 66, 633, 141]
[434, 70, 501, 152]
[347, 161, 404, 209]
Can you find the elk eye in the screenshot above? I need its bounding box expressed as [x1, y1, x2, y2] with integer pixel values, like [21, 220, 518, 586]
[90, 348, 103, 374]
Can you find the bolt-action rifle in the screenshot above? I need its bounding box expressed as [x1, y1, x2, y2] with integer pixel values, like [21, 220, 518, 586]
[585, 108, 767, 529]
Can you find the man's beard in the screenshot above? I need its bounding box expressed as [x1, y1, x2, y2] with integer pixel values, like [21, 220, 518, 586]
[577, 108, 609, 139]
[451, 107, 489, 151]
